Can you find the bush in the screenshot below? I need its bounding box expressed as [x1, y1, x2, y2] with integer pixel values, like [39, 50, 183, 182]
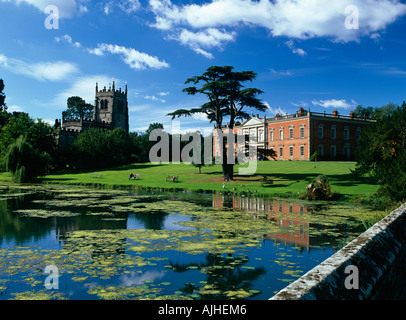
[310, 151, 319, 162]
[303, 175, 337, 200]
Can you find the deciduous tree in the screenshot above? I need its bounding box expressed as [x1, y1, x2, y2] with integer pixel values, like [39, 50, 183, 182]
[63, 96, 94, 120]
[353, 102, 406, 202]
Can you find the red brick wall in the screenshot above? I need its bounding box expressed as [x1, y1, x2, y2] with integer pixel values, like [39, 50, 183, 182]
[310, 117, 370, 160]
[267, 118, 310, 161]
[212, 112, 374, 162]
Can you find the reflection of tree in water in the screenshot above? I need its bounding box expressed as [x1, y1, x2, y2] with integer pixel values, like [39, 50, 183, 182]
[168, 253, 265, 300]
[0, 195, 55, 246]
[129, 211, 169, 230]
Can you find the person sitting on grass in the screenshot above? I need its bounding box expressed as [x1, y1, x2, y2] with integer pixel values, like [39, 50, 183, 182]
[129, 172, 135, 180]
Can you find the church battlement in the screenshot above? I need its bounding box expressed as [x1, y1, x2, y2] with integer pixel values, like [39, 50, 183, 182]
[96, 80, 127, 98]
[97, 87, 127, 97]
[60, 128, 80, 133]
[62, 117, 109, 125]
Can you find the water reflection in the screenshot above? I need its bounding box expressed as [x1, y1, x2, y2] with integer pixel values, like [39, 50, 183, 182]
[1, 188, 350, 253]
[0, 185, 367, 300]
[211, 193, 357, 253]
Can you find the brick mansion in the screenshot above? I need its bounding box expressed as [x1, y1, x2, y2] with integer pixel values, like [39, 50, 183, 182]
[213, 108, 376, 161]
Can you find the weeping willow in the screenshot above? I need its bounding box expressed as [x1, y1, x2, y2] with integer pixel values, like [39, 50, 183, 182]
[4, 135, 51, 183]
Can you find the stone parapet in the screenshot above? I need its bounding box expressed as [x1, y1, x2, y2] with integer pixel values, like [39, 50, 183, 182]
[270, 202, 406, 300]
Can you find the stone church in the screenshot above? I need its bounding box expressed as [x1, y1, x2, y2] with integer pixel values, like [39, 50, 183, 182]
[55, 81, 129, 149]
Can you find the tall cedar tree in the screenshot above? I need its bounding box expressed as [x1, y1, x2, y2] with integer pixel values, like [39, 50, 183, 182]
[167, 66, 267, 181]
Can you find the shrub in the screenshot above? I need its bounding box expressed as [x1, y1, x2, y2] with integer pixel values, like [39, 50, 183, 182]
[310, 151, 319, 162]
[303, 175, 337, 200]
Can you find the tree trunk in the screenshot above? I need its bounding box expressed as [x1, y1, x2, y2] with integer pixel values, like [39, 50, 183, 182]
[226, 164, 234, 181]
[221, 143, 234, 182]
[222, 163, 233, 182]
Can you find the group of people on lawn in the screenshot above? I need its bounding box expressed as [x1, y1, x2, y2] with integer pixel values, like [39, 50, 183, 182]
[128, 172, 178, 182]
[128, 172, 139, 180]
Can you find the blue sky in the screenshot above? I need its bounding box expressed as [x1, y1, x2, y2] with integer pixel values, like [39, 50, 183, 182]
[1, 0, 406, 134]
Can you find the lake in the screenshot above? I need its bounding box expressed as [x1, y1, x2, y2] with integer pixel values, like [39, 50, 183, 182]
[0, 184, 375, 300]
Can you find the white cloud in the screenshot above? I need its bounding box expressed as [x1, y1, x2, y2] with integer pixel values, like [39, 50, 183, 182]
[264, 102, 288, 116]
[1, 0, 140, 18]
[104, 4, 110, 15]
[117, 0, 140, 14]
[149, 0, 406, 44]
[103, 0, 140, 15]
[54, 34, 170, 71]
[142, 91, 169, 103]
[79, 5, 87, 13]
[88, 43, 169, 70]
[7, 104, 24, 113]
[312, 99, 357, 109]
[55, 34, 81, 48]
[52, 75, 113, 109]
[285, 40, 307, 56]
[269, 68, 292, 77]
[1, 0, 78, 18]
[144, 95, 166, 103]
[0, 54, 79, 82]
[290, 101, 309, 108]
[168, 28, 236, 58]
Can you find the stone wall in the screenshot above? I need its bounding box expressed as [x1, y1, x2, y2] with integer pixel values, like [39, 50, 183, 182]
[270, 202, 406, 300]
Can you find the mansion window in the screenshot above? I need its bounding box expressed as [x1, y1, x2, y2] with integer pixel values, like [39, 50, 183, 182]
[344, 126, 350, 140]
[258, 129, 264, 142]
[270, 129, 274, 141]
[318, 124, 324, 139]
[318, 144, 324, 156]
[300, 145, 305, 157]
[356, 127, 361, 141]
[289, 146, 294, 157]
[344, 144, 351, 159]
[289, 127, 294, 139]
[300, 126, 305, 139]
[331, 125, 336, 139]
[279, 128, 284, 140]
[279, 147, 284, 158]
[331, 145, 337, 158]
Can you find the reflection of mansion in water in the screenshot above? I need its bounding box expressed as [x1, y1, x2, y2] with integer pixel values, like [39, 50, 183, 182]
[212, 194, 310, 252]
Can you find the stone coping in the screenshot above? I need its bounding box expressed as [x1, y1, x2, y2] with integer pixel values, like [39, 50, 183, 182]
[270, 202, 406, 300]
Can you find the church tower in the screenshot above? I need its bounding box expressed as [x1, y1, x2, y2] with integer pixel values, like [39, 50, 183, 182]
[94, 80, 129, 133]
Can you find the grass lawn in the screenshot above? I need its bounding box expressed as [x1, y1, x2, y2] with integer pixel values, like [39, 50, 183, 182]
[6, 161, 377, 199]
